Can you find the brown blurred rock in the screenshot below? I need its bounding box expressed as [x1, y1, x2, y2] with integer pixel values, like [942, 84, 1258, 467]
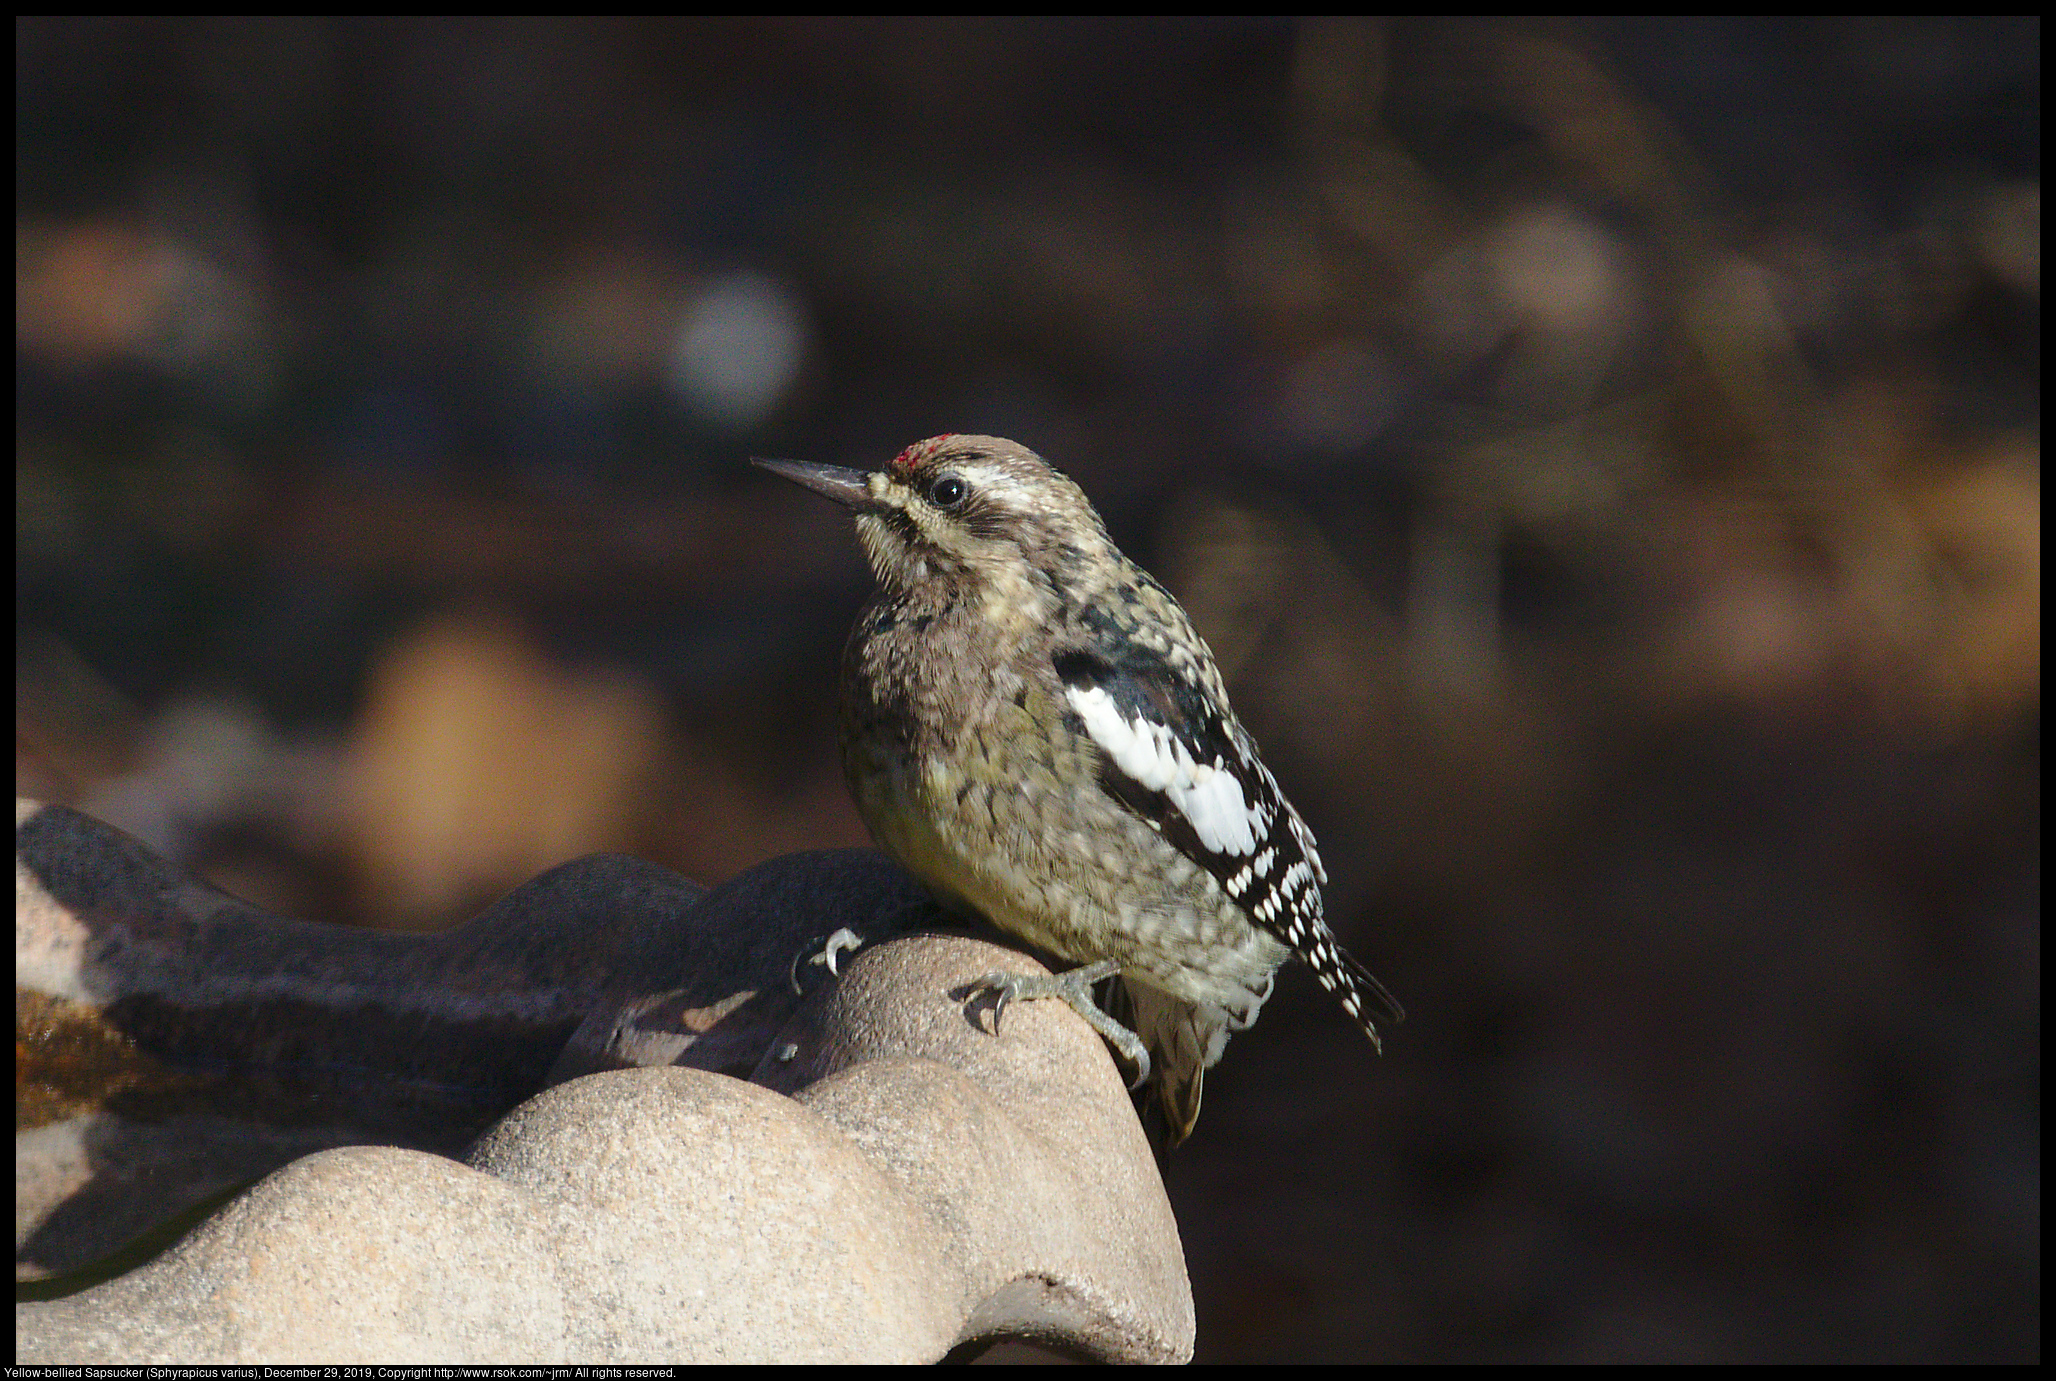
[346, 608, 672, 927]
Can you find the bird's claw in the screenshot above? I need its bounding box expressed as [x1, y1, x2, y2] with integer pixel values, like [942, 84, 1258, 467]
[789, 927, 865, 994]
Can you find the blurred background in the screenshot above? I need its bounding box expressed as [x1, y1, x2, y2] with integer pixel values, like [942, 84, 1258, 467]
[14, 17, 2037, 1361]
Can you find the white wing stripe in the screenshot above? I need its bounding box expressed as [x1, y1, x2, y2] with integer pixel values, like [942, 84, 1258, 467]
[1066, 684, 1261, 856]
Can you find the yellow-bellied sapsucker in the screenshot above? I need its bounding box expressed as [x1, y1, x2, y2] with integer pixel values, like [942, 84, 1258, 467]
[757, 434, 1400, 1147]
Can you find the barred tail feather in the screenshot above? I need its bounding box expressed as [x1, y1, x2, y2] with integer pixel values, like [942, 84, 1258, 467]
[1336, 947, 1405, 1048]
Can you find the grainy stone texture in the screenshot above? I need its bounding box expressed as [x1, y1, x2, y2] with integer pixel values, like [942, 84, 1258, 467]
[468, 1069, 960, 1362]
[20, 1147, 567, 1362]
[17, 799, 702, 1278]
[16, 800, 1192, 1363]
[778, 937, 1191, 1360]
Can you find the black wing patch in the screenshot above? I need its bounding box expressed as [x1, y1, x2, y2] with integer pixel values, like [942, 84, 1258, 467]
[1055, 647, 1309, 908]
[1054, 644, 1404, 1039]
[1055, 646, 1258, 871]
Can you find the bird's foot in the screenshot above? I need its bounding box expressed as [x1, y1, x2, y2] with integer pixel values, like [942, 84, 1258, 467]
[965, 958, 1151, 1089]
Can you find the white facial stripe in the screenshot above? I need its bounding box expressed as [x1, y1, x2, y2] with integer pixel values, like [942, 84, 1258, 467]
[1066, 684, 1260, 856]
[962, 465, 1037, 507]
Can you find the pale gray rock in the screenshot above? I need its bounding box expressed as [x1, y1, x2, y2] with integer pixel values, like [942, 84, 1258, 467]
[469, 1068, 960, 1362]
[15, 800, 1193, 1362]
[19, 1147, 565, 1363]
[775, 937, 1191, 1360]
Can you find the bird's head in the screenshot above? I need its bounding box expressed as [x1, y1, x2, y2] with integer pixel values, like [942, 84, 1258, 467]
[755, 435, 1108, 603]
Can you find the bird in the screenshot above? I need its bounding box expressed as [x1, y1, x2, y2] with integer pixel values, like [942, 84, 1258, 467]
[755, 434, 1400, 1148]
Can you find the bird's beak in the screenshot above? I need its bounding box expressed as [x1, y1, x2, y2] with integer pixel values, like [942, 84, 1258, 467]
[752, 457, 873, 509]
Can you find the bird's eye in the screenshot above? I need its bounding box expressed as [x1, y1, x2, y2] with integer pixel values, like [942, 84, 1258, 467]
[928, 474, 968, 508]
